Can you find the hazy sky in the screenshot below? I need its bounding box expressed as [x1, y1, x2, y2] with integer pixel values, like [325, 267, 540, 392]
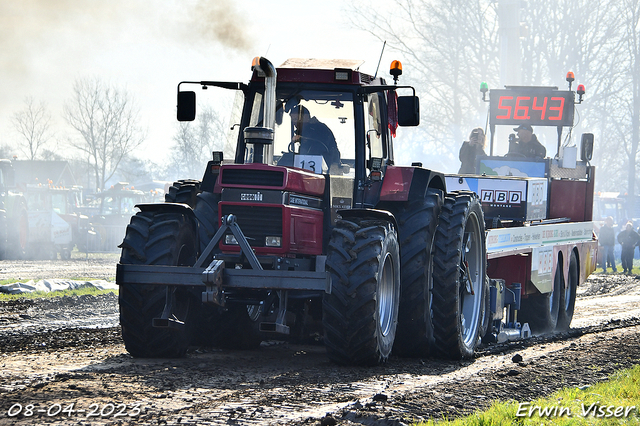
[0, 0, 395, 165]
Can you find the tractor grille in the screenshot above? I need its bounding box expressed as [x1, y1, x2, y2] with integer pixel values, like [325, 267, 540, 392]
[221, 169, 285, 187]
[221, 204, 283, 247]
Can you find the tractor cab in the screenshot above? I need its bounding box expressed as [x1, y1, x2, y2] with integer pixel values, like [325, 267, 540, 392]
[177, 57, 419, 192]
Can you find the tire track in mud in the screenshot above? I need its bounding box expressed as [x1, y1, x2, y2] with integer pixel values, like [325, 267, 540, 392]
[0, 272, 639, 425]
[0, 317, 638, 425]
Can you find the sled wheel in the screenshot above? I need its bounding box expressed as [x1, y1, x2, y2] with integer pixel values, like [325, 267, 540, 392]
[519, 256, 563, 334]
[557, 251, 578, 330]
[479, 274, 492, 339]
[323, 218, 401, 365]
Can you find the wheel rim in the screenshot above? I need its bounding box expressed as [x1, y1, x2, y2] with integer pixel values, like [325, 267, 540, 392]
[460, 211, 482, 348]
[378, 252, 395, 337]
[247, 304, 261, 321]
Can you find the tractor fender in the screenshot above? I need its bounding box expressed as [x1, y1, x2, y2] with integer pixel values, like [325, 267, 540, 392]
[135, 202, 198, 226]
[135, 202, 201, 250]
[379, 166, 446, 202]
[338, 208, 398, 231]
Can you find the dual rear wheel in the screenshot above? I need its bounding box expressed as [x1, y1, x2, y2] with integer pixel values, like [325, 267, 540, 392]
[322, 191, 488, 365]
[323, 217, 401, 366]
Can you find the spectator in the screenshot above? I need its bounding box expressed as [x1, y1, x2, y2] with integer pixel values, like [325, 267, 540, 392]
[458, 127, 486, 174]
[617, 221, 640, 274]
[598, 216, 617, 273]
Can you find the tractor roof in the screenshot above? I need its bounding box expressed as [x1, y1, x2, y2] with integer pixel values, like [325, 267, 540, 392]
[251, 58, 379, 85]
[279, 58, 364, 70]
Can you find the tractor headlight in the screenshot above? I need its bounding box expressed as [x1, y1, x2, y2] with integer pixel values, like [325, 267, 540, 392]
[265, 236, 281, 247]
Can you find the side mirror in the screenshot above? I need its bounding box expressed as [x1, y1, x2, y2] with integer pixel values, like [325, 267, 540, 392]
[177, 91, 196, 121]
[397, 96, 420, 126]
[581, 133, 594, 161]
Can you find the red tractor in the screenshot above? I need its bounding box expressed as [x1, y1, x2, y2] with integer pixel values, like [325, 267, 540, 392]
[116, 57, 490, 365]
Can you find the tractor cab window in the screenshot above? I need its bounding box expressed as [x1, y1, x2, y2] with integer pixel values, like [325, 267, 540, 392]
[51, 193, 67, 215]
[101, 196, 116, 214]
[365, 93, 385, 160]
[27, 192, 47, 212]
[246, 89, 355, 176]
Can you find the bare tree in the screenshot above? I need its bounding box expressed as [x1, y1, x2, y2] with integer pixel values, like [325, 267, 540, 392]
[349, 0, 637, 195]
[11, 96, 53, 160]
[64, 78, 145, 191]
[117, 156, 156, 185]
[168, 105, 226, 180]
[621, 0, 640, 216]
[348, 0, 500, 169]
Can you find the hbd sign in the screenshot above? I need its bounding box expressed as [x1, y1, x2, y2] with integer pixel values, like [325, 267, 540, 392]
[480, 190, 522, 204]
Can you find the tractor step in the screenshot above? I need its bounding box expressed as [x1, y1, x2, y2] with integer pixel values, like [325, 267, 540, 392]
[259, 322, 290, 334]
[152, 317, 185, 329]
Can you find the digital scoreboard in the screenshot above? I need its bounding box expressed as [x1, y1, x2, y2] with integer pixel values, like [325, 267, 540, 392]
[489, 89, 575, 127]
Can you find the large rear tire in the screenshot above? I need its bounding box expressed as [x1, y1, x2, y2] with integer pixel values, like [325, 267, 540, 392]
[323, 218, 401, 366]
[193, 191, 220, 256]
[165, 179, 201, 208]
[432, 192, 486, 359]
[393, 190, 442, 357]
[519, 258, 563, 334]
[119, 211, 197, 358]
[557, 251, 578, 330]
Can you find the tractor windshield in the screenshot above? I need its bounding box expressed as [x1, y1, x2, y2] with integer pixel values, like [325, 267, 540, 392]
[246, 89, 355, 176]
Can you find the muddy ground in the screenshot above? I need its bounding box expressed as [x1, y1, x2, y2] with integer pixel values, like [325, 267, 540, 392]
[0, 260, 639, 425]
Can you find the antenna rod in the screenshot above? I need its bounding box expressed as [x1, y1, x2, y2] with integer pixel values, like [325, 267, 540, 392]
[374, 41, 386, 79]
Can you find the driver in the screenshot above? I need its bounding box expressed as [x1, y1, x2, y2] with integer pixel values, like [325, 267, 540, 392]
[507, 124, 546, 158]
[289, 105, 341, 168]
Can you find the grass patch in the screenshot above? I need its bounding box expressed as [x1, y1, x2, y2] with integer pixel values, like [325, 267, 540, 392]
[595, 257, 640, 275]
[0, 285, 117, 301]
[417, 365, 640, 425]
[70, 250, 121, 261]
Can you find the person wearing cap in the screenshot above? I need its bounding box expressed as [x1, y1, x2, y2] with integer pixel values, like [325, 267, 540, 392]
[458, 127, 486, 173]
[289, 104, 341, 169]
[507, 124, 546, 158]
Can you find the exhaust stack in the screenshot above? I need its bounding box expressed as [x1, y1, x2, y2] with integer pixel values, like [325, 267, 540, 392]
[245, 57, 277, 164]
